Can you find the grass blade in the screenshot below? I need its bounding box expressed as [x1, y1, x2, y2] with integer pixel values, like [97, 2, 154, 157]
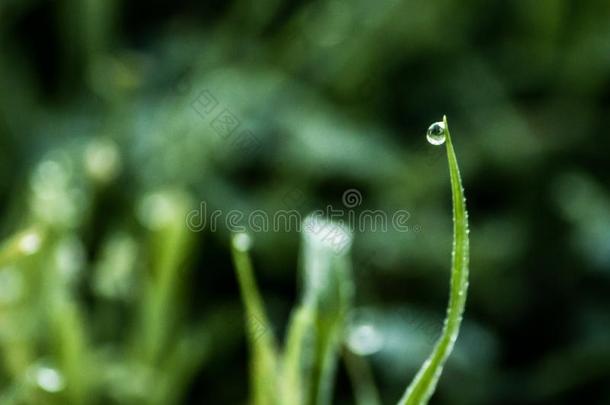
[281, 215, 354, 405]
[134, 191, 196, 365]
[343, 347, 382, 405]
[231, 233, 279, 405]
[398, 115, 470, 405]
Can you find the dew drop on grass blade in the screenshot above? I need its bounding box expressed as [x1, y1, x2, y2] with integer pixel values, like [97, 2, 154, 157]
[398, 116, 470, 405]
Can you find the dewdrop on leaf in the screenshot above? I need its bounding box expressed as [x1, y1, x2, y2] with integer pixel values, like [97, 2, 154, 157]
[18, 231, 42, 255]
[426, 121, 446, 146]
[346, 308, 384, 356]
[27, 363, 65, 393]
[232, 233, 252, 252]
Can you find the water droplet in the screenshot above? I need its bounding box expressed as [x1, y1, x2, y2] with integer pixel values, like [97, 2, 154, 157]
[233, 233, 252, 252]
[347, 324, 384, 355]
[27, 363, 65, 393]
[426, 121, 446, 145]
[346, 308, 384, 355]
[19, 231, 42, 255]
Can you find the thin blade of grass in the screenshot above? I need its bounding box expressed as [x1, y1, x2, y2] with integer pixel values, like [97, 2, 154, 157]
[231, 233, 279, 405]
[282, 306, 315, 405]
[398, 115, 470, 405]
[134, 191, 196, 365]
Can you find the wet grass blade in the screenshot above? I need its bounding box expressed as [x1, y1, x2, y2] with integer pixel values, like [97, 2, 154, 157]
[398, 116, 470, 405]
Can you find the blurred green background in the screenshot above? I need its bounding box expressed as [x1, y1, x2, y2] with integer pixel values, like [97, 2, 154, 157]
[1, 0, 610, 404]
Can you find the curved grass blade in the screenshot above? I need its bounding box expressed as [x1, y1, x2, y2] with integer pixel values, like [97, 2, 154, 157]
[231, 233, 280, 405]
[398, 115, 470, 405]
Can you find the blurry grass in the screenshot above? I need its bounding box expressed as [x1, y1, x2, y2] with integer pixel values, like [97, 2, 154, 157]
[0, 183, 210, 404]
[232, 216, 354, 405]
[3, 0, 607, 402]
[233, 118, 470, 405]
